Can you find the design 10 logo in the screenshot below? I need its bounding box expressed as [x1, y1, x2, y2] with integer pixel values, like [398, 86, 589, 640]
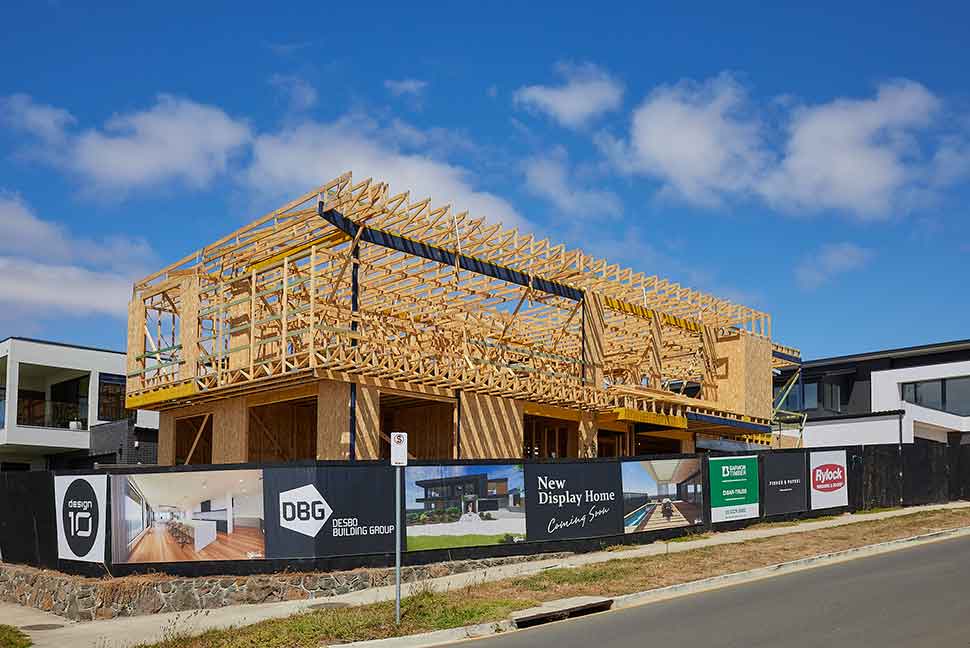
[62, 479, 99, 557]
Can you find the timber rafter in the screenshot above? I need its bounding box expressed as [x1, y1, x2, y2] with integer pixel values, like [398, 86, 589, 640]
[127, 172, 799, 426]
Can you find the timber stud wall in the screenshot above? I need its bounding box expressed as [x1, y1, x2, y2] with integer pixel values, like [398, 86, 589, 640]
[128, 172, 798, 462]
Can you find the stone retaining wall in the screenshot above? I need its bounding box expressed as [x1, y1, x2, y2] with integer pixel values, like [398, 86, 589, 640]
[0, 552, 570, 621]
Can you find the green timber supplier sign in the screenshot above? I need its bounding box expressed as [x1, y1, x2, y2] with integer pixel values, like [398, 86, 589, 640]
[709, 455, 760, 523]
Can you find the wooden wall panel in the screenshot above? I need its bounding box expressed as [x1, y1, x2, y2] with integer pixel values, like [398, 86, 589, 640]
[356, 384, 381, 460]
[212, 396, 248, 464]
[388, 403, 455, 460]
[715, 333, 773, 421]
[126, 298, 145, 392]
[179, 275, 199, 381]
[317, 379, 350, 460]
[157, 411, 175, 465]
[249, 399, 316, 462]
[459, 393, 523, 459]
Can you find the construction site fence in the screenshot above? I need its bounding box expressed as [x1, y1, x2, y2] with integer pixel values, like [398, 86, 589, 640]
[0, 443, 966, 578]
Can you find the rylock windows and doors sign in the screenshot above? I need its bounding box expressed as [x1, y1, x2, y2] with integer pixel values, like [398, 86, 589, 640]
[709, 456, 760, 523]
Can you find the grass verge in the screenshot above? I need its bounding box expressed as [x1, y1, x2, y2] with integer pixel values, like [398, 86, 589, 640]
[0, 625, 31, 648]
[139, 507, 970, 648]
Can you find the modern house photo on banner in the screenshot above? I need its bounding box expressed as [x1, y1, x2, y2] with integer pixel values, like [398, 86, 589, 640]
[708, 455, 760, 523]
[405, 464, 526, 551]
[54, 474, 108, 563]
[110, 470, 265, 564]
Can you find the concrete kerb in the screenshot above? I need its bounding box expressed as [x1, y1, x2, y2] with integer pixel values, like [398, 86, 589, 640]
[8, 502, 970, 648]
[339, 523, 970, 648]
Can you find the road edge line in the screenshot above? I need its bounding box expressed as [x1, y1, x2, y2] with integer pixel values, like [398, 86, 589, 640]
[342, 524, 970, 648]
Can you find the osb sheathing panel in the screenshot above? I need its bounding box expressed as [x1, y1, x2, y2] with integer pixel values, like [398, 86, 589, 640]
[126, 299, 145, 387]
[746, 334, 773, 420]
[179, 275, 199, 381]
[212, 396, 248, 464]
[387, 403, 455, 460]
[249, 400, 316, 462]
[714, 334, 773, 421]
[317, 379, 350, 460]
[158, 411, 175, 465]
[356, 384, 381, 460]
[459, 393, 523, 459]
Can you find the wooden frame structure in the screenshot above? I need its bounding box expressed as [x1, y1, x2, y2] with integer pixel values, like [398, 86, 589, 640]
[126, 173, 799, 460]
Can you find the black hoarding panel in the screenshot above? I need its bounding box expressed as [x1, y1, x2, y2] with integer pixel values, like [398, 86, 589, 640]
[0, 472, 57, 568]
[524, 462, 623, 542]
[763, 452, 808, 516]
[263, 466, 398, 559]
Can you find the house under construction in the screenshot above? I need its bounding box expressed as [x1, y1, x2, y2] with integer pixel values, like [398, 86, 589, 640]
[125, 173, 801, 465]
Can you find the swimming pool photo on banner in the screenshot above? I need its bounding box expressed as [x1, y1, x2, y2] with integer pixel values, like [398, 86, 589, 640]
[621, 459, 704, 533]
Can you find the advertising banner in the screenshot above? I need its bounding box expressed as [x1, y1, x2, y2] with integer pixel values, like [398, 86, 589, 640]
[110, 470, 265, 563]
[763, 452, 808, 516]
[709, 455, 760, 523]
[54, 474, 107, 563]
[524, 462, 623, 541]
[405, 464, 526, 551]
[621, 458, 704, 533]
[810, 450, 849, 510]
[263, 466, 398, 559]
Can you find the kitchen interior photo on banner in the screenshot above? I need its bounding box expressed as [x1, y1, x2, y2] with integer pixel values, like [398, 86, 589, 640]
[621, 458, 704, 532]
[405, 464, 525, 550]
[111, 469, 265, 563]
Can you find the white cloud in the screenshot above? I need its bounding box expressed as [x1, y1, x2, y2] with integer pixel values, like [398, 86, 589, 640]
[608, 73, 765, 206]
[514, 62, 623, 129]
[523, 148, 621, 217]
[0, 93, 75, 143]
[0, 258, 133, 317]
[0, 194, 155, 317]
[2, 93, 251, 194]
[384, 79, 428, 97]
[0, 193, 154, 273]
[606, 74, 963, 218]
[269, 74, 318, 111]
[795, 242, 873, 290]
[761, 80, 941, 217]
[245, 114, 526, 229]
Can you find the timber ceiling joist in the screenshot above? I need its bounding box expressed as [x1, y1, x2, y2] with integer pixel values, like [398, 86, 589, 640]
[127, 172, 799, 426]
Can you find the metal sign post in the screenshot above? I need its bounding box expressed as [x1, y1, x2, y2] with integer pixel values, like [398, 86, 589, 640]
[390, 432, 408, 625]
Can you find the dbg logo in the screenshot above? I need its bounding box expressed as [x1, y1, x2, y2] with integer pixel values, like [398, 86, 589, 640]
[62, 479, 99, 558]
[283, 500, 329, 522]
[279, 484, 332, 537]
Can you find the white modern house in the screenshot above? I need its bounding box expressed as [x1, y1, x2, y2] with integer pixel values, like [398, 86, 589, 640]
[0, 337, 158, 471]
[775, 339, 970, 448]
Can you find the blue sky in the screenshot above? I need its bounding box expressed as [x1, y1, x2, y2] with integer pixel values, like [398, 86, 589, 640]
[1, 3, 968, 359]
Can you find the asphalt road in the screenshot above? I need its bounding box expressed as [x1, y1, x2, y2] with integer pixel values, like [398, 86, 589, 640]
[462, 535, 970, 648]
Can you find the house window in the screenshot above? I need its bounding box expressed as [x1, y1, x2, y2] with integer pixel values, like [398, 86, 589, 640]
[901, 377, 970, 415]
[947, 377, 970, 416]
[98, 373, 127, 421]
[804, 383, 818, 410]
[915, 380, 943, 410]
[822, 383, 841, 413]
